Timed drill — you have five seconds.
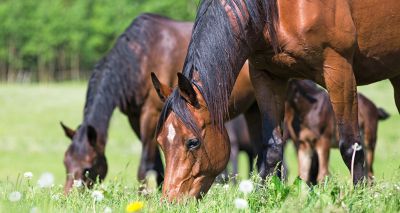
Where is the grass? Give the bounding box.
[0,80,399,212]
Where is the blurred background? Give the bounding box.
[0,0,399,186]
[0,0,197,83]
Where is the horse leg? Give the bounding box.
[323,48,365,184]
[315,136,331,182]
[138,106,164,186]
[230,138,239,183]
[297,140,314,184]
[390,76,400,112]
[362,121,377,181]
[250,66,287,179]
[243,102,262,172]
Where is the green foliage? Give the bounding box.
[0,0,198,82]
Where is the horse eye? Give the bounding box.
[186,138,200,150]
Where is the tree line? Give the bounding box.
[0,0,197,82]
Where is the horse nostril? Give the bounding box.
[83,168,91,178]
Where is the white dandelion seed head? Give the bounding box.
[73,179,83,188]
[104,206,112,213]
[8,191,22,202]
[239,180,254,194]
[24,172,33,179]
[234,198,249,209]
[91,190,104,202]
[37,172,54,188]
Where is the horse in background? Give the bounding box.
[153,0,400,200]
[284,80,390,184]
[60,14,193,193]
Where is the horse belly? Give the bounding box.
[351,0,400,84]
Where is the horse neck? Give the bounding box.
[82,69,123,140]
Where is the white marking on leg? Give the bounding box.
[167,124,176,143]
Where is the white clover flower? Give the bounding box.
[234,198,249,209]
[239,180,254,194]
[91,190,104,202]
[104,206,112,213]
[24,172,33,179]
[37,172,54,188]
[223,184,229,190]
[73,179,83,188]
[8,191,22,202]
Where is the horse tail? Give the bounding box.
[377,108,390,120]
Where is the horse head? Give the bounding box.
[60,122,108,194]
[151,72,230,201]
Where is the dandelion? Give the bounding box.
[8,191,22,202]
[104,206,112,213]
[24,172,33,179]
[91,190,104,202]
[37,172,54,188]
[234,198,248,209]
[73,179,83,188]
[126,201,144,212]
[239,180,254,194]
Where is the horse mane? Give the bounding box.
[156,0,278,138]
[83,14,170,132]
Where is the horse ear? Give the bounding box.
[151,72,172,102]
[177,73,199,107]
[86,125,97,148]
[60,122,75,140]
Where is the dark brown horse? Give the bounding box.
[153,0,400,200]
[284,80,390,184]
[60,14,193,193]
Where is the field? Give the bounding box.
[0,81,399,212]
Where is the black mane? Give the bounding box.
[157,0,278,138]
[82,14,172,136]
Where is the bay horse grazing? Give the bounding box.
[60,14,193,193]
[154,0,400,200]
[284,80,390,184]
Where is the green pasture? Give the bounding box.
[0,80,399,212]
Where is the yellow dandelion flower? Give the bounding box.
[126,201,144,212]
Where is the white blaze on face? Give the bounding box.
[167,123,176,143]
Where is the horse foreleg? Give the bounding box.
[315,136,330,182]
[297,140,314,184]
[362,121,377,181]
[249,65,287,179]
[323,48,365,184]
[138,106,164,186]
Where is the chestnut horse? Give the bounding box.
[154,0,400,200]
[60,14,193,193]
[284,80,390,184]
